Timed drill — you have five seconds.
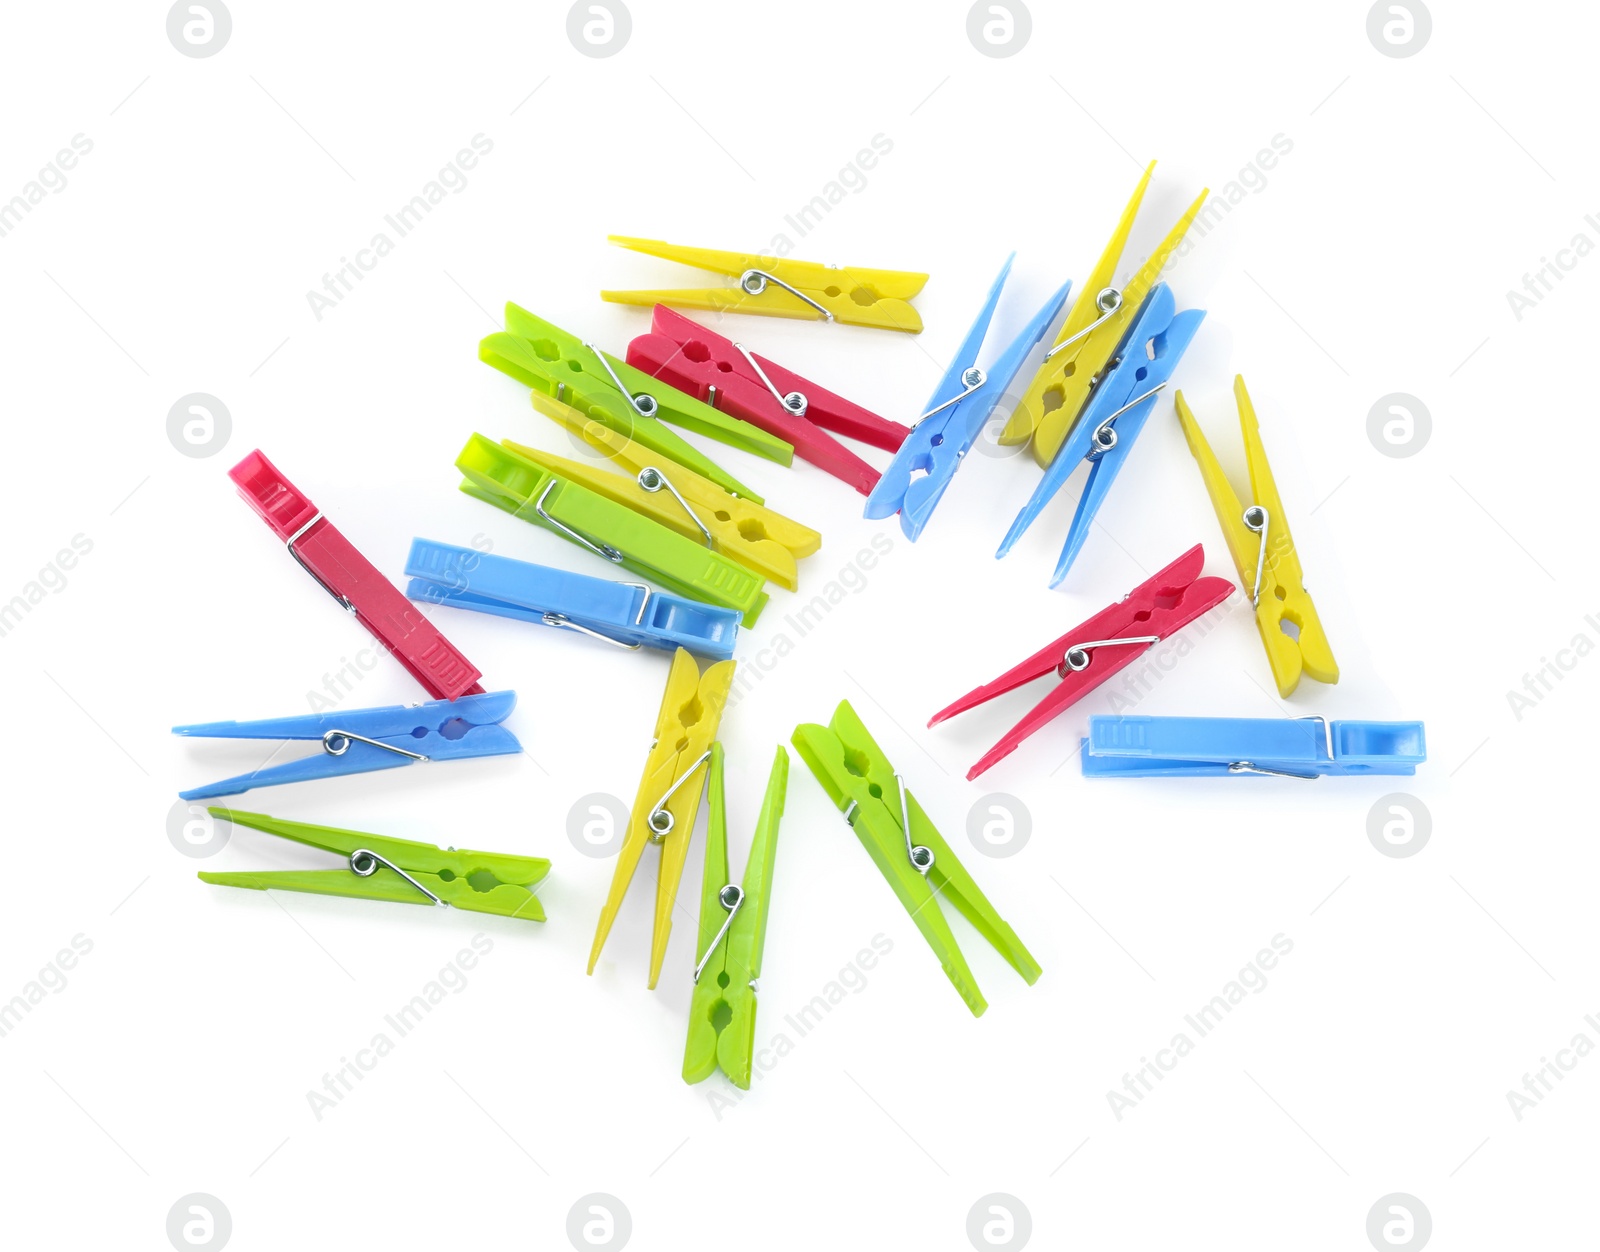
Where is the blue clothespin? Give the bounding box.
[865,255,1072,540]
[1080,715,1426,778]
[173,691,522,799]
[404,540,738,660]
[996,283,1205,585]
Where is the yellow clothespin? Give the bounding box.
[589,648,737,988]
[601,235,928,332]
[1001,161,1209,466]
[1174,376,1338,698]
[517,394,822,590]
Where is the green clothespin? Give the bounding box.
[684,744,787,1089]
[456,434,769,626]
[480,303,794,501]
[198,809,549,921]
[791,701,1041,1016]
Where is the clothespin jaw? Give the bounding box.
[626,305,911,496]
[198,809,550,919]
[995,284,1207,585]
[456,435,770,626]
[172,691,523,800]
[602,236,929,332]
[1173,376,1338,697]
[929,546,1234,779]
[405,539,741,659]
[791,701,1040,1017]
[867,258,1073,538]
[1000,162,1209,466]
[227,450,485,701]
[1080,716,1426,778]
[518,398,821,591]
[589,649,737,989]
[684,744,788,1088]
[479,303,789,500]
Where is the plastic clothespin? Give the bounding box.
[684,744,788,1089]
[626,305,911,496]
[997,284,1206,585]
[520,395,821,590]
[479,303,790,500]
[791,701,1040,1017]
[199,809,550,919]
[228,450,484,701]
[172,691,522,800]
[867,256,1073,538]
[602,236,929,332]
[929,546,1234,779]
[1174,376,1338,698]
[1080,716,1426,778]
[1001,161,1208,466]
[456,435,769,626]
[590,649,736,989]
[404,539,740,660]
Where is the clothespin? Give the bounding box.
[625,305,911,496]
[929,546,1233,779]
[1000,161,1208,466]
[590,649,737,988]
[997,284,1206,584]
[199,809,550,920]
[405,539,740,660]
[173,691,522,800]
[456,435,769,626]
[867,255,1073,538]
[480,302,790,500]
[684,744,787,1089]
[791,701,1040,1016]
[1080,716,1426,778]
[602,236,928,332]
[1174,376,1338,698]
[228,450,484,701]
[521,393,821,589]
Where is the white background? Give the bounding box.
[1,2,1594,1248]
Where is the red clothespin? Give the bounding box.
[228,451,485,701]
[929,546,1234,779]
[626,304,911,496]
